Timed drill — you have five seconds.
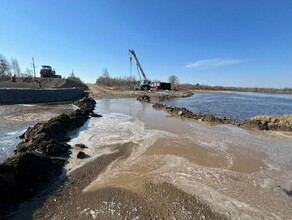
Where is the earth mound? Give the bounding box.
[0,97,97,216]
[0,77,88,89]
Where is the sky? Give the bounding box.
[1,0,292,88]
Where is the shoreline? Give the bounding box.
[150,99,292,132]
[0,97,97,216]
[1,95,291,219]
[30,97,290,219]
[14,142,225,219]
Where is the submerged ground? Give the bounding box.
[6,98,291,220]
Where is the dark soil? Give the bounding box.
[0,97,96,216]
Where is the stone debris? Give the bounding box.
[75,143,87,149]
[136,95,151,103]
[77,151,87,159]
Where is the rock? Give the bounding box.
[77,151,87,159]
[75,143,87,149]
[90,112,102,117]
[177,111,183,116]
[245,115,292,131]
[283,188,292,197]
[137,95,151,103]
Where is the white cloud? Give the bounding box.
[184,58,246,69]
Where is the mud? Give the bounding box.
[144,138,230,169]
[17,142,225,220]
[3,97,292,219]
[0,97,96,216]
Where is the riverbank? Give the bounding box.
[23,142,225,220]
[18,98,291,219]
[1,96,292,219]
[87,83,194,99]
[152,101,292,132]
[0,97,96,216]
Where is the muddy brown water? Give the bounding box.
[64,98,292,219]
[3,98,292,219]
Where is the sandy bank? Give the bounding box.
[23,142,225,220]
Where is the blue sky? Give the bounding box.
[1,0,292,88]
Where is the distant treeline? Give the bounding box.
[95,70,292,93]
[96,74,138,89]
[180,83,292,94]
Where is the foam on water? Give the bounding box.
[1,98,291,218]
[75,98,292,219]
[0,128,26,163]
[67,111,176,172]
[0,103,74,162]
[187,123,292,168]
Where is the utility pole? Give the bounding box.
[130,56,132,80]
[32,57,36,78]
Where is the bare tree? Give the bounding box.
[101,68,111,86]
[168,75,180,89]
[102,68,110,78]
[0,54,11,76]
[10,58,21,77]
[23,67,33,77]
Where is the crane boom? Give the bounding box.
[128,49,148,81]
[128,49,151,90]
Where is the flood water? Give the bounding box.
[164,92,292,120]
[1,98,292,219]
[69,98,292,219]
[0,103,74,162]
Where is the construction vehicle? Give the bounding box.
[40,65,61,78]
[150,81,171,90]
[129,49,151,90]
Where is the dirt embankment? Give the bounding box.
[0,78,88,89]
[87,83,193,99]
[146,98,292,132]
[0,97,97,216]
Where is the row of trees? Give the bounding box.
[179,83,292,93]
[0,54,33,80]
[96,69,180,89]
[96,69,138,88]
